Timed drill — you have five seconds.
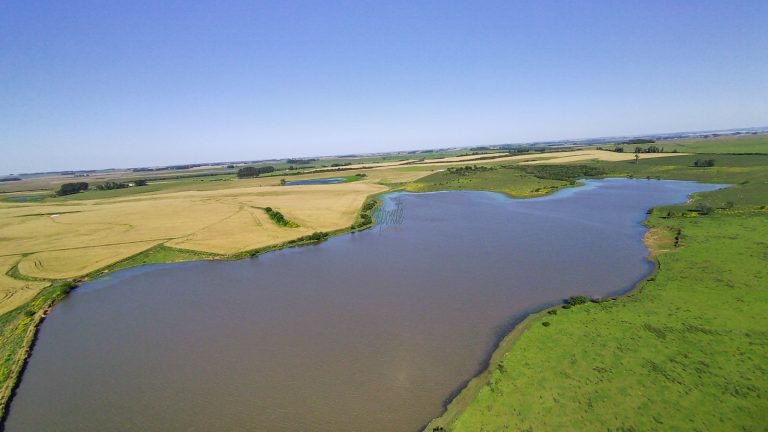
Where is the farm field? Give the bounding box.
[613,135,768,154]
[0,182,388,280]
[410,148,687,167]
[0,256,49,316]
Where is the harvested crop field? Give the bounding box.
[519,149,689,164]
[0,256,50,315]
[410,153,509,164]
[420,149,685,166]
[17,241,163,280]
[0,182,388,280]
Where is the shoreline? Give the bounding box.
[0,306,49,430]
[420,210,669,431]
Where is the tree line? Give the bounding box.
[286,158,318,164]
[446,165,494,176]
[264,207,297,227]
[523,164,606,181]
[56,179,149,196]
[634,145,665,153]
[237,166,275,178]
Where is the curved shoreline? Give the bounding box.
[420,212,668,431]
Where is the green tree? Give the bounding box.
[237,166,275,178]
[56,182,89,196]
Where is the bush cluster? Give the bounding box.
[524,164,606,181]
[264,207,293,226]
[351,199,378,229]
[446,165,494,176]
[56,182,89,196]
[567,295,591,306]
[293,232,328,243]
[237,166,275,178]
[692,159,716,167]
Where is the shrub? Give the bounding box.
[362,200,377,212]
[694,203,714,215]
[542,321,551,327]
[692,159,716,168]
[264,207,293,226]
[95,181,129,191]
[56,182,89,196]
[567,295,590,306]
[547,309,558,315]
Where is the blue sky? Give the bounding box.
[1,1,767,174]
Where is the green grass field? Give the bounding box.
[613,135,768,154]
[404,165,570,197]
[424,136,768,431]
[90,244,223,276]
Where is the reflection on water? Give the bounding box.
[4,179,723,432]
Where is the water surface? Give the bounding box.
[4,179,722,432]
[284,177,346,185]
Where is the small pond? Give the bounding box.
[284,177,346,185]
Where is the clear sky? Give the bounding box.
[2,1,767,174]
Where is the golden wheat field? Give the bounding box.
[0,182,388,282]
[17,241,163,280]
[517,149,689,164]
[0,256,50,315]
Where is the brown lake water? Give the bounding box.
[3,179,723,432]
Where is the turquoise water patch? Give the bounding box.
[284,177,346,185]
[2,195,47,203]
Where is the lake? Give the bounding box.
[3,179,723,432]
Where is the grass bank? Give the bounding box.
[0,282,76,420]
[404,164,590,198]
[422,141,768,431]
